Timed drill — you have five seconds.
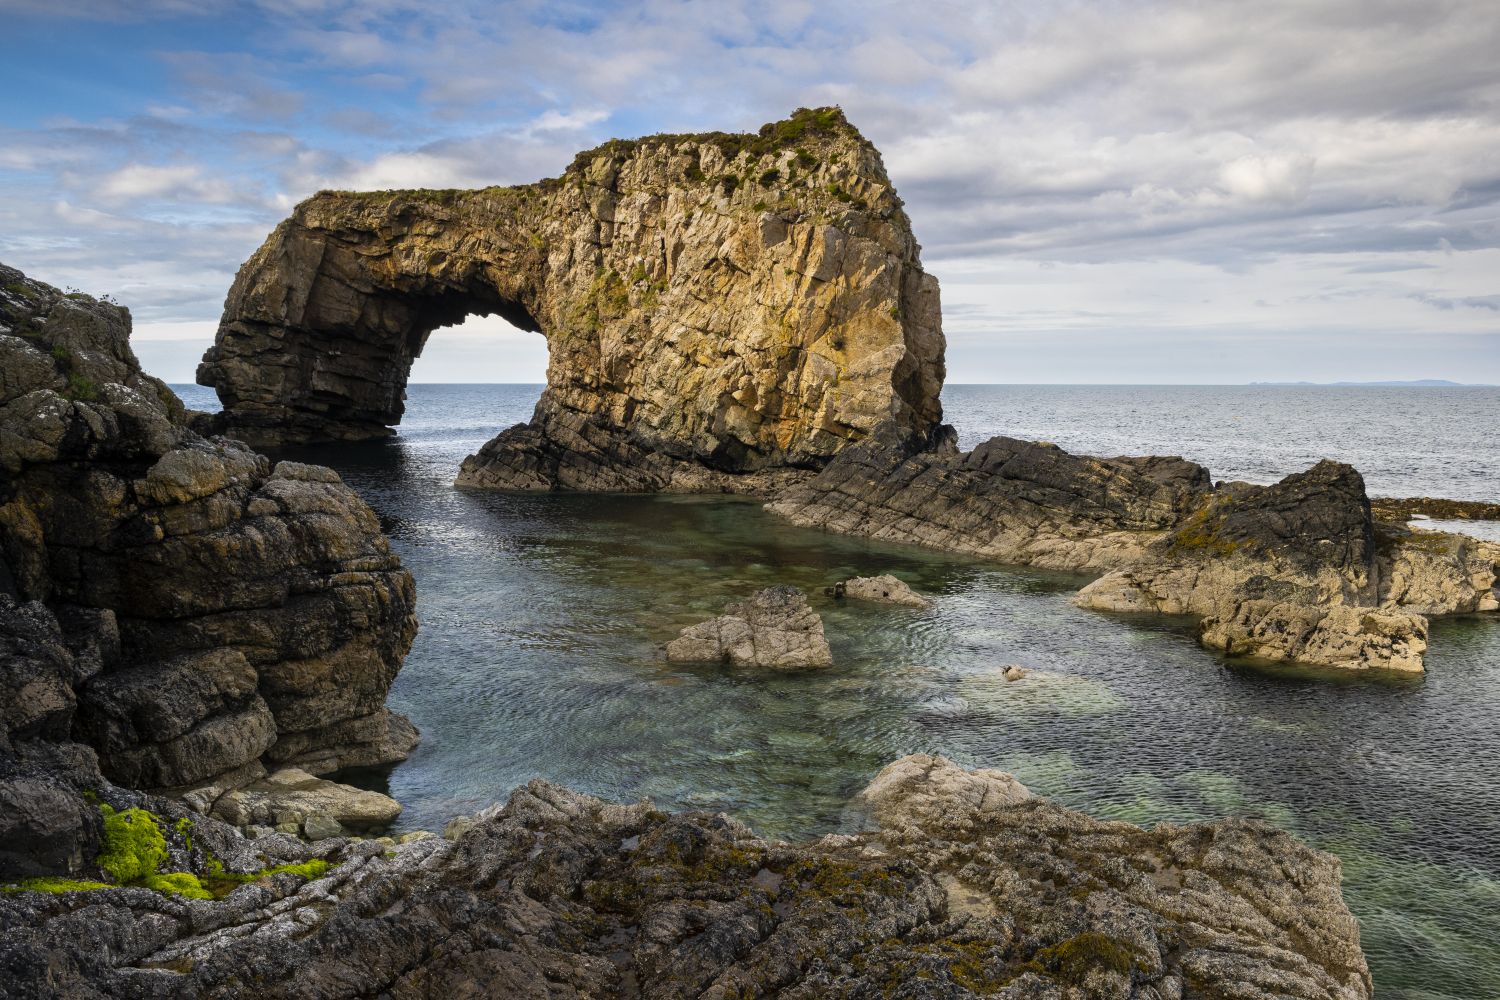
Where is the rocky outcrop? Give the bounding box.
[1076,461,1499,671]
[0,755,1371,999]
[770,430,1499,672]
[769,430,1213,573]
[665,585,832,668]
[833,573,932,608]
[0,262,417,878]
[199,108,945,493]
[859,753,1031,831]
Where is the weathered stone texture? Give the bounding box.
[665,585,833,668]
[0,263,417,856]
[200,108,945,493]
[0,757,1371,999]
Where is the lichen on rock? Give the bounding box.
[0,757,1373,999]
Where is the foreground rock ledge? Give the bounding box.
[200,107,944,492]
[0,755,1370,999]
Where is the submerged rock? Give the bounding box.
[0,757,1371,999]
[665,585,833,668]
[200,108,945,494]
[837,573,932,608]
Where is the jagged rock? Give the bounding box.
[0,760,1371,999]
[838,573,931,608]
[210,768,400,832]
[0,262,418,876]
[198,108,945,492]
[771,430,1498,671]
[664,585,833,668]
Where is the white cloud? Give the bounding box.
[95,163,237,202]
[1219,154,1315,205]
[2,0,1498,383]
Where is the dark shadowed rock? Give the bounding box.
[0,262,418,876]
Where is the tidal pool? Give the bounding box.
[177,383,1500,1000]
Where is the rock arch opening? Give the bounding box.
[199,267,544,447]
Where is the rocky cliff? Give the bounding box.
[0,755,1371,1000]
[199,108,944,492]
[768,428,1499,672]
[0,263,417,877]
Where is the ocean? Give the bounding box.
[174,383,1500,1000]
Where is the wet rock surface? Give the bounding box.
[665,585,833,669]
[835,573,932,608]
[0,263,417,877]
[201,108,945,493]
[770,431,1499,671]
[0,756,1370,999]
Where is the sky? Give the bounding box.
[1,0,1497,384]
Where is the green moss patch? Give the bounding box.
[3,803,335,900]
[97,805,168,883]
[1031,931,1141,984]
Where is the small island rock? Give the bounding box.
[838,573,932,608]
[861,753,1032,833]
[665,586,833,669]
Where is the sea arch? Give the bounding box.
[199,109,946,490]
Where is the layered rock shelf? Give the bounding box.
[0,263,416,872]
[200,108,944,492]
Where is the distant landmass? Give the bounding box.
[1248,379,1491,387]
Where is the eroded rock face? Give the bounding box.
[770,431,1499,671]
[0,263,417,872]
[0,758,1371,999]
[200,108,945,492]
[665,585,832,668]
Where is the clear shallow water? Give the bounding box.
[175,383,1500,1000]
